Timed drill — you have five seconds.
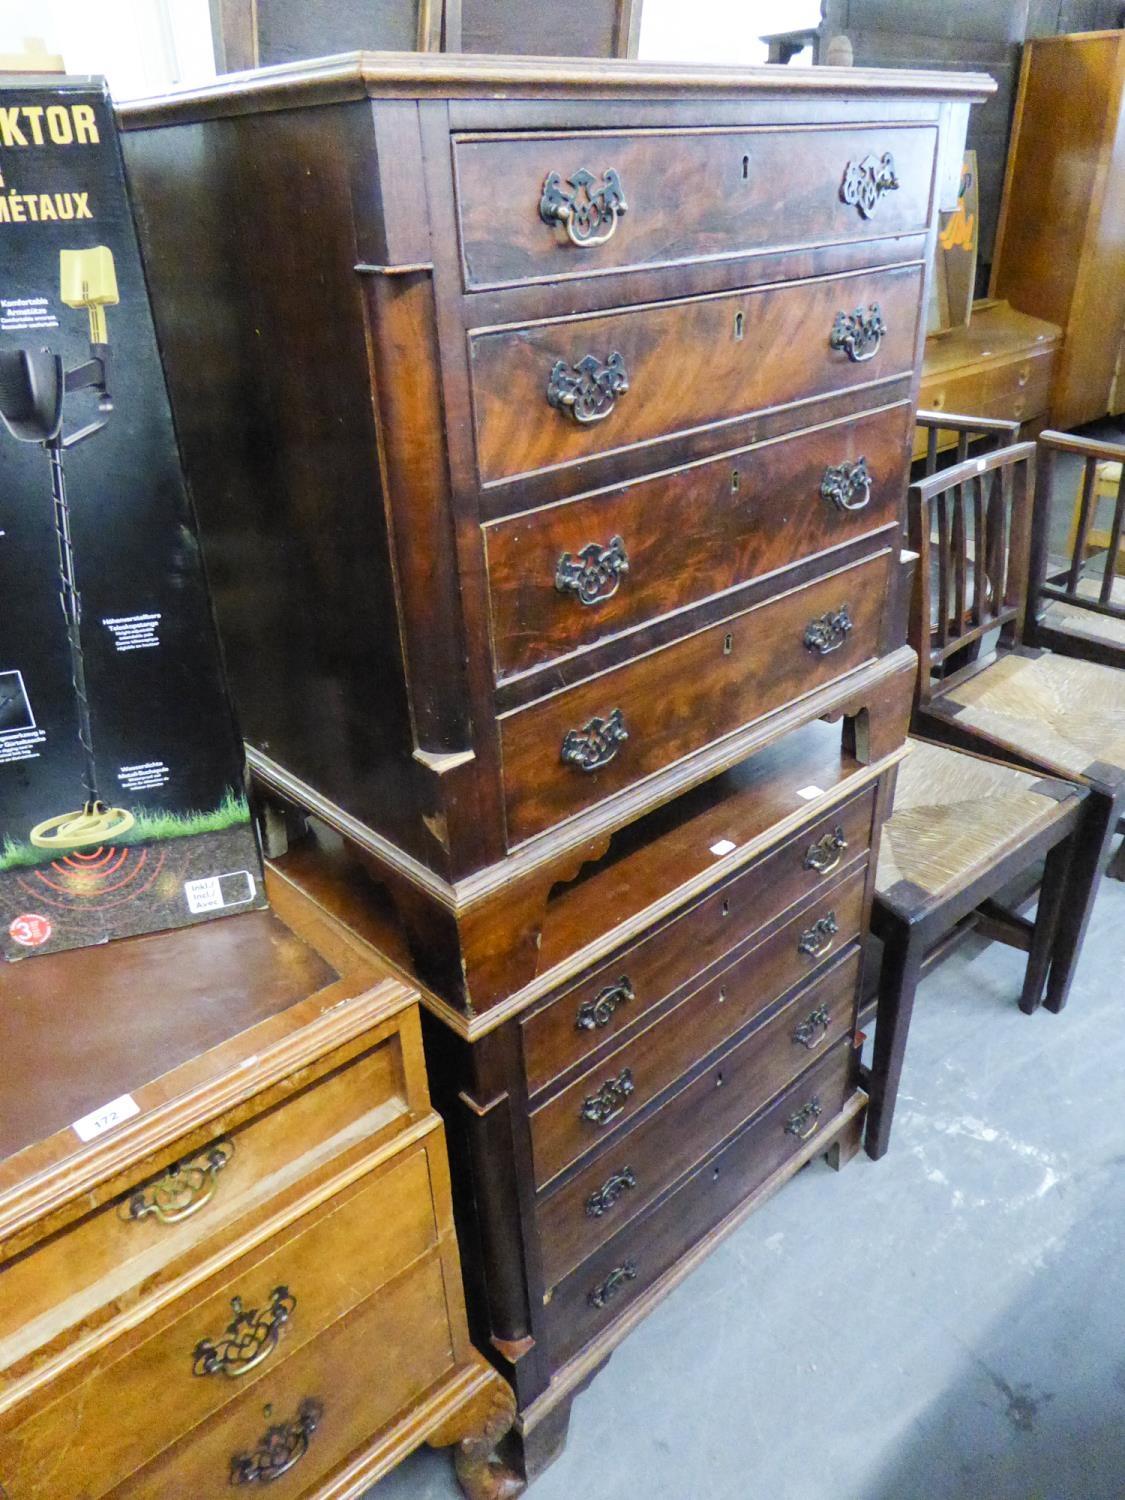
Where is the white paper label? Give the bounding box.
[73,1093,140,1143]
[796,785,825,802]
[709,839,737,857]
[184,870,256,914]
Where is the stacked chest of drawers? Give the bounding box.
[121,53,991,1477]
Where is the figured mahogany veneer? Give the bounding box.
[121,53,990,1484]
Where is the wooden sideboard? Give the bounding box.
[913,299,1061,461]
[0,876,519,1498]
[119,54,991,1478]
[991,30,1125,430]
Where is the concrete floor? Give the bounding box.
[371,850,1125,1500]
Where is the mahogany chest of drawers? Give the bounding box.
[0,877,518,1499]
[120,53,990,1479]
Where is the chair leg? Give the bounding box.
[1019,837,1071,1014]
[1107,834,1125,883]
[1044,789,1120,1013]
[864,921,926,1161]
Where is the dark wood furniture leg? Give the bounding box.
[1019,835,1072,1014]
[864,918,926,1161]
[1044,786,1122,1013]
[1107,824,1125,882]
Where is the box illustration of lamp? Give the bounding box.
[0,246,135,850]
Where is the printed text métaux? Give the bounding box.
[0,102,100,224]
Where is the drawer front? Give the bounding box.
[0,1027,413,1387]
[544,1041,854,1367]
[537,950,860,1287]
[521,785,876,1096]
[455,126,936,290]
[500,548,890,844]
[115,1249,454,1499]
[485,402,911,678]
[913,350,1055,459]
[0,1142,441,1497]
[529,869,867,1189]
[470,264,923,485]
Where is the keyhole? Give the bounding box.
[723,632,734,655]
[734,310,745,341]
[717,986,727,1004]
[715,1071,724,1088]
[741,154,750,180]
[721,899,730,917]
[713,1166,721,1181]
[731,468,740,494]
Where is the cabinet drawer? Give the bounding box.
[114,1249,454,1498]
[0,1023,416,1390]
[500,547,890,844]
[454,125,936,290]
[0,1141,442,1497]
[484,402,911,678]
[521,785,876,1096]
[529,869,866,1189]
[543,1040,854,1367]
[537,949,860,1288]
[913,350,1055,459]
[470,264,923,485]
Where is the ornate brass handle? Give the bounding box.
[119,1139,234,1226]
[840,152,899,218]
[561,707,628,772]
[576,976,634,1032]
[547,352,629,424]
[229,1398,322,1486]
[539,167,628,247]
[785,1097,823,1142]
[556,535,629,605]
[193,1285,296,1379]
[580,1068,635,1127]
[588,1260,638,1309]
[804,826,847,876]
[586,1166,638,1219]
[798,913,839,959]
[804,606,853,655]
[792,1004,832,1051]
[820,457,871,512]
[829,304,886,363]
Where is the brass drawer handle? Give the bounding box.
[119,1139,234,1226]
[840,152,899,218]
[804,606,853,655]
[785,1096,823,1142]
[193,1285,296,1379]
[547,352,628,424]
[586,1166,637,1218]
[798,912,839,959]
[829,304,886,363]
[820,457,871,512]
[580,1068,635,1126]
[229,1398,322,1486]
[539,167,628,248]
[792,1004,832,1051]
[556,535,629,605]
[804,826,847,876]
[576,976,634,1031]
[588,1260,638,1309]
[561,707,628,772]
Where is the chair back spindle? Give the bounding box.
[1032,431,1125,631]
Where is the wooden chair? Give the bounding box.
[1028,430,1125,670]
[864,736,1087,1158]
[906,441,1125,1013]
[915,409,1020,477]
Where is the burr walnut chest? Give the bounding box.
[119,53,991,1480]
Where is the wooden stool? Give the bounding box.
[865,737,1088,1159]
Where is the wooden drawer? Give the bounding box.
[114,1249,454,1498]
[500,547,891,844]
[0,1023,415,1392]
[529,869,867,1188]
[484,402,911,679]
[454,125,936,291]
[913,349,1055,459]
[521,784,876,1096]
[543,1040,854,1367]
[0,1140,442,1497]
[537,949,860,1287]
[469,264,923,485]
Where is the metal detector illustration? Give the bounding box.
[0,247,135,850]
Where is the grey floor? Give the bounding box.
[371,852,1125,1500]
